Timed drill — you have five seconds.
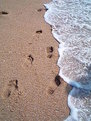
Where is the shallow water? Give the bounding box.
[44,0,91,120]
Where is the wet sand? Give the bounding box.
[0,0,70,120]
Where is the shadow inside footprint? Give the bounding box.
[0,11,8,15]
[47,46,54,58]
[4,89,11,98]
[37,8,43,12]
[7,90,11,97]
[15,80,18,89]
[28,54,34,64]
[47,46,53,53]
[36,30,42,34]
[55,75,61,86]
[47,87,55,95]
[47,54,52,58]
[37,8,48,12]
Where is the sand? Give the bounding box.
[0,0,70,121]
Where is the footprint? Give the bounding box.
[1,80,18,99]
[0,11,8,15]
[46,75,62,95]
[47,87,55,95]
[8,80,18,89]
[3,89,11,98]
[22,54,34,69]
[46,78,58,95]
[46,46,54,58]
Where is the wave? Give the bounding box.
[44,0,91,120]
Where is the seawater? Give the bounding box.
[44,0,91,120]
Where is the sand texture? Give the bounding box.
[0,0,70,121]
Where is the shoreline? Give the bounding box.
[0,0,70,120]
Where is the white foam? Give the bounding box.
[65,88,91,121]
[44,0,91,120]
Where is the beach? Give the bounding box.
[0,0,70,121]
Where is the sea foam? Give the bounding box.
[44,0,91,120]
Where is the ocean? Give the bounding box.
[44,0,91,120]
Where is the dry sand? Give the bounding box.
[0,0,70,121]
